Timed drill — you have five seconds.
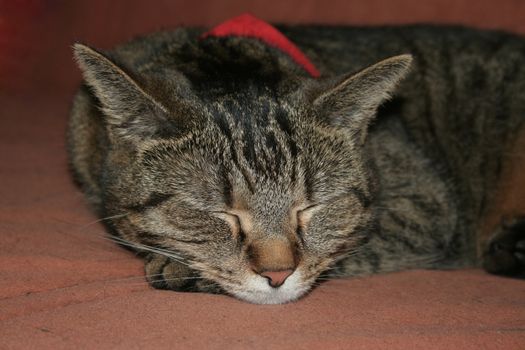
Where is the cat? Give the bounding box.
[68,22,525,304]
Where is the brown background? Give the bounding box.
[1,1,524,349]
[4,0,525,96]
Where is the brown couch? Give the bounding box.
[1,1,524,348]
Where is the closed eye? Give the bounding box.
[298,204,319,213]
[295,204,320,241]
[212,211,246,243]
[297,204,320,219]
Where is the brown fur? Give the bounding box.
[68,24,525,304]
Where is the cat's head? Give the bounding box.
[73,42,411,304]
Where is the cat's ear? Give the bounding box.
[73,43,170,141]
[313,54,412,142]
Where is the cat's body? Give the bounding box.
[69,24,525,304]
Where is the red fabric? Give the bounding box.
[1,93,524,350]
[2,2,525,348]
[202,13,320,78]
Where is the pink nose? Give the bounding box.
[260,269,294,288]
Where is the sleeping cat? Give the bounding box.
[68,20,525,304]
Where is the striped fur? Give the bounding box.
[68,25,525,304]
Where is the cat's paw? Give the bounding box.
[482,217,525,278]
[144,253,222,293]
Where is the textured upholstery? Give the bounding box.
[1,1,524,348]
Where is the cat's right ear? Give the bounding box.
[312,54,412,143]
[73,43,170,141]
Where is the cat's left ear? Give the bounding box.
[313,54,412,142]
[73,43,171,141]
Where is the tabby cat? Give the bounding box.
[68,23,525,304]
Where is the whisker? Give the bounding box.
[101,273,165,284]
[100,274,206,289]
[105,236,192,267]
[316,275,345,280]
[321,252,447,281]
[152,277,204,282]
[78,213,130,231]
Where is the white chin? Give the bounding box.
[230,270,310,304]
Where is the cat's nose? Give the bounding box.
[260,269,294,288]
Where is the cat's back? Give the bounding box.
[283,24,525,246]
